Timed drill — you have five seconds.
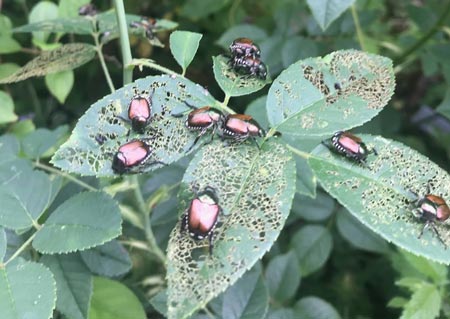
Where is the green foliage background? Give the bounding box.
[1,0,450,319]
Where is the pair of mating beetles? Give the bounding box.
[323,131,450,248]
[228,37,267,80]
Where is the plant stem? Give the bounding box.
[219,93,236,114]
[4,232,37,266]
[129,175,167,265]
[394,0,450,65]
[93,33,115,93]
[286,144,311,159]
[128,59,178,76]
[114,0,133,84]
[34,162,98,192]
[351,4,367,51]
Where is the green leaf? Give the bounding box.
[308,135,450,264]
[213,55,269,97]
[266,308,296,319]
[14,17,92,35]
[0,227,6,262]
[0,91,18,124]
[222,264,269,319]
[436,89,450,121]
[306,0,355,30]
[29,0,59,43]
[265,251,301,303]
[399,250,448,284]
[295,156,317,198]
[33,192,122,253]
[282,36,319,68]
[0,170,62,230]
[22,126,68,159]
[291,225,333,276]
[0,260,56,319]
[294,296,341,319]
[89,277,146,319]
[388,296,409,308]
[216,25,267,51]
[41,254,93,319]
[0,135,20,165]
[0,14,14,35]
[0,36,21,54]
[0,63,20,80]
[396,277,426,291]
[400,283,440,319]
[170,31,202,74]
[166,140,296,319]
[245,96,269,130]
[45,70,74,103]
[292,192,334,221]
[181,0,231,19]
[336,207,389,253]
[10,120,36,138]
[80,240,132,277]
[52,74,219,177]
[266,50,395,137]
[149,289,168,317]
[0,43,96,84]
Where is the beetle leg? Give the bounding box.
[186,127,208,152]
[208,232,214,255]
[430,223,447,249]
[418,221,428,239]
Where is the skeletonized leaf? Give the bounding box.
[0,43,96,84]
[308,135,450,264]
[52,74,218,177]
[33,192,122,253]
[213,55,269,97]
[166,140,296,319]
[0,260,56,319]
[266,50,395,137]
[41,254,93,319]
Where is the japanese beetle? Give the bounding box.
[232,56,267,80]
[172,102,223,151]
[410,186,450,248]
[180,186,222,255]
[78,3,97,16]
[219,114,264,143]
[112,139,164,174]
[229,37,261,59]
[322,131,377,166]
[127,93,153,133]
[130,17,157,39]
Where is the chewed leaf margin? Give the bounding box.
[267,49,395,137]
[308,134,450,264]
[52,74,219,177]
[166,139,296,319]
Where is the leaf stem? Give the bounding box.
[394,0,450,65]
[4,232,37,266]
[114,0,133,84]
[128,175,167,265]
[218,93,235,114]
[93,33,115,93]
[351,4,367,51]
[33,161,98,192]
[286,144,311,159]
[128,59,178,76]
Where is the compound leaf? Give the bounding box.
[33,192,122,253]
[308,135,450,264]
[52,74,218,177]
[0,259,56,319]
[267,50,395,138]
[213,55,269,97]
[41,254,92,319]
[0,43,96,84]
[166,140,296,319]
[400,283,440,319]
